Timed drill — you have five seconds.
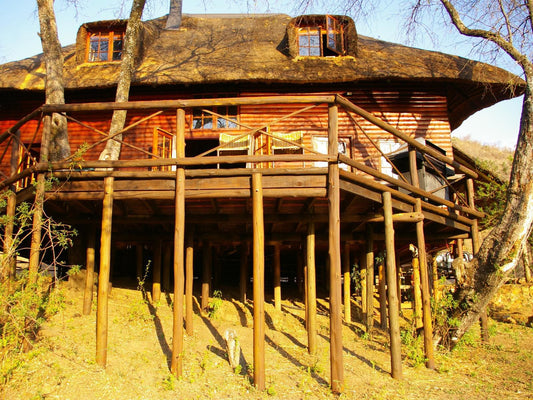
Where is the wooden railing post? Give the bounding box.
[383,191,403,379]
[328,103,343,394]
[252,172,265,391]
[171,108,186,377]
[96,176,114,367]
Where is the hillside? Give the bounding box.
[452,136,514,182]
[1,283,532,399]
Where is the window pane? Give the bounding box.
[203,117,213,129]
[299,36,309,46]
[309,47,321,56]
[309,35,320,47]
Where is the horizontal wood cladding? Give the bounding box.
[0,89,452,178]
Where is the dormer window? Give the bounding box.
[86,29,125,62]
[297,15,345,57]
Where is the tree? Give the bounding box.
[98,0,147,161]
[36,0,70,162]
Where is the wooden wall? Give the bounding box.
[0,88,452,178]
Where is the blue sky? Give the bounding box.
[0,0,523,149]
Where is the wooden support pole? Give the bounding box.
[411,254,423,330]
[273,243,281,311]
[152,241,162,304]
[136,244,143,282]
[171,108,186,378]
[365,225,375,334]
[361,253,367,320]
[201,243,212,312]
[185,236,194,336]
[328,103,343,394]
[378,260,387,330]
[415,198,436,369]
[343,243,351,323]
[467,178,488,343]
[382,191,403,379]
[239,242,248,303]
[306,222,317,355]
[163,245,171,293]
[252,172,265,391]
[96,176,114,367]
[83,227,96,315]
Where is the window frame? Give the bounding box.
[191,106,239,131]
[296,15,346,57]
[86,29,125,63]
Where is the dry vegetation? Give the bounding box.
[1,280,532,400]
[452,136,514,181]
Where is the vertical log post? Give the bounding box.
[307,222,317,355]
[171,108,186,378]
[415,198,436,369]
[467,178,488,343]
[328,103,343,393]
[239,242,248,303]
[152,241,162,303]
[252,172,265,391]
[185,235,194,335]
[273,243,281,311]
[378,260,387,330]
[201,243,212,312]
[343,243,351,323]
[96,176,114,367]
[411,253,423,330]
[382,191,403,379]
[83,227,96,315]
[365,224,375,334]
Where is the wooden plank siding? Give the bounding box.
[0,89,452,179]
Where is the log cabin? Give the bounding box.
[0,11,524,392]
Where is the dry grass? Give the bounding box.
[1,284,532,400]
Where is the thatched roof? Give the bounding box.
[0,13,524,128]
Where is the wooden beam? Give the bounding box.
[383,191,403,379]
[83,227,96,316]
[328,103,343,394]
[252,172,266,391]
[378,260,387,330]
[96,176,114,367]
[415,198,436,369]
[364,212,424,224]
[41,95,336,114]
[171,108,186,378]
[306,222,317,355]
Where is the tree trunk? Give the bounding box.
[98,0,146,161]
[446,76,533,347]
[36,0,70,162]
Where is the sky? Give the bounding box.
[0,0,523,150]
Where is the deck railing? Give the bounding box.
[0,94,481,218]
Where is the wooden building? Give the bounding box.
[0,12,523,393]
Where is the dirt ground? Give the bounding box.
[2,282,533,400]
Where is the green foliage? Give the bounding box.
[476,179,508,229]
[208,290,223,319]
[400,327,426,367]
